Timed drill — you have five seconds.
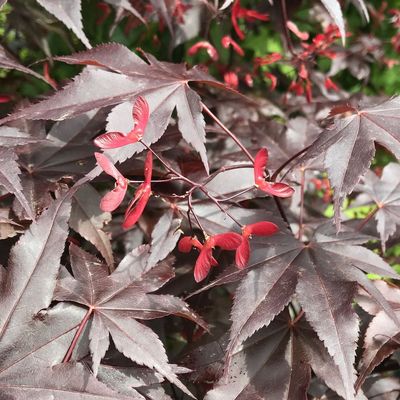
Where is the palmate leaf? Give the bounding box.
[186,206,399,399]
[0,303,133,400]
[0,44,236,173]
[0,191,124,398]
[354,163,400,252]
[198,310,360,400]
[299,98,400,225]
[0,194,71,340]
[54,214,206,397]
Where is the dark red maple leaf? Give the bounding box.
[54,238,206,395]
[299,98,400,225]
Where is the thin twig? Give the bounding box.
[201,103,255,163]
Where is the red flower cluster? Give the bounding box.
[254,148,294,197]
[95,152,153,229]
[94,96,149,149]
[179,221,278,282]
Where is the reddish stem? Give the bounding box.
[298,166,306,240]
[356,206,379,232]
[63,307,93,363]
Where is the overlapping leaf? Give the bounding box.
[0,44,235,172]
[191,310,355,400]
[0,192,120,398]
[186,206,399,399]
[299,98,400,224]
[54,214,205,396]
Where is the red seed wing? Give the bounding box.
[95,152,124,180]
[122,185,151,229]
[258,181,294,198]
[94,131,134,149]
[235,237,250,269]
[247,221,279,236]
[254,148,268,183]
[99,185,127,212]
[194,248,213,282]
[178,236,195,253]
[213,232,243,250]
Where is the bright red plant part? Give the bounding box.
[264,72,277,90]
[231,0,269,40]
[95,152,128,212]
[235,221,279,268]
[287,21,309,41]
[178,233,242,282]
[254,148,294,198]
[221,36,244,56]
[94,96,150,149]
[123,151,153,229]
[187,41,219,61]
[224,71,239,89]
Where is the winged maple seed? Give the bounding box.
[231,0,269,40]
[95,152,128,212]
[254,148,294,197]
[123,151,152,229]
[94,96,149,149]
[95,151,152,228]
[235,221,279,269]
[187,41,219,61]
[221,35,244,56]
[178,233,242,282]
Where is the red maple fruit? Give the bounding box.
[287,20,309,41]
[123,151,153,229]
[178,233,242,282]
[231,0,269,40]
[95,152,128,212]
[264,72,277,90]
[254,148,294,197]
[235,221,279,268]
[94,96,149,149]
[325,77,339,92]
[224,71,239,89]
[187,41,219,61]
[221,35,245,56]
